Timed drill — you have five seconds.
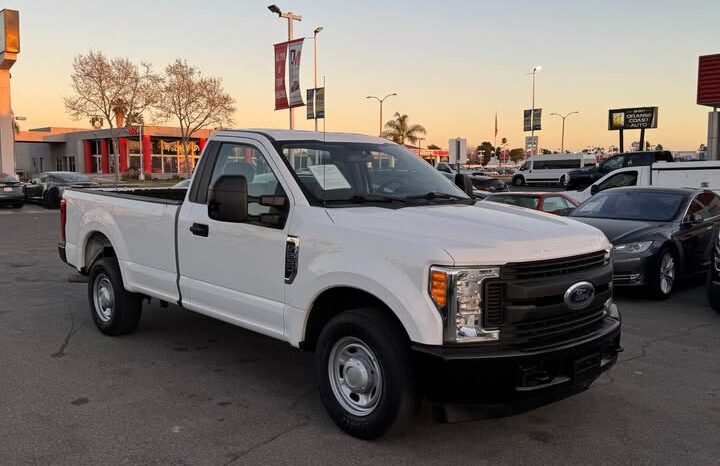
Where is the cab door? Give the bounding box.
[679,192,720,272]
[176,138,294,339]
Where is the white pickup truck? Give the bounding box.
[59,130,621,439]
[567,160,720,204]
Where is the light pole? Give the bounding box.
[366,93,397,137]
[550,111,579,153]
[313,26,323,131]
[417,136,425,158]
[528,65,542,155]
[268,4,302,130]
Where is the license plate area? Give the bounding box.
[3,187,12,192]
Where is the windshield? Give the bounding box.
[486,195,539,209]
[570,191,686,222]
[277,141,469,205]
[1,172,18,182]
[53,172,92,183]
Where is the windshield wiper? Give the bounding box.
[323,195,409,204]
[404,192,468,200]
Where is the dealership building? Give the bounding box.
[14,125,213,177]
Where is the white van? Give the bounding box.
[512,153,596,187]
[567,161,720,203]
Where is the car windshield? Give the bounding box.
[277,141,470,206]
[486,195,539,209]
[54,173,92,183]
[570,190,686,222]
[1,172,18,182]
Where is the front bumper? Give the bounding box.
[613,252,655,286]
[412,306,621,404]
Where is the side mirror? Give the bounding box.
[590,184,600,195]
[684,213,703,225]
[208,175,248,223]
[454,173,474,198]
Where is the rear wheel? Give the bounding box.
[315,308,418,439]
[43,189,60,209]
[88,257,142,335]
[649,248,676,300]
[559,175,567,187]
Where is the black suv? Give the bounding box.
[565,151,673,190]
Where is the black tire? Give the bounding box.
[559,175,567,187]
[11,203,23,209]
[648,248,676,300]
[87,257,142,336]
[43,189,60,209]
[707,255,720,313]
[315,308,418,440]
[513,176,525,187]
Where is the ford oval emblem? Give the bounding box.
[564,281,595,310]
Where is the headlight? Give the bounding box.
[613,241,653,254]
[429,266,500,343]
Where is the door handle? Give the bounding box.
[190,223,209,237]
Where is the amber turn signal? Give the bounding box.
[430,270,447,308]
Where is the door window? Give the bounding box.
[208,142,287,226]
[688,192,720,220]
[595,171,638,193]
[541,196,568,212]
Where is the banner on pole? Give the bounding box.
[307,89,315,119]
[523,109,542,131]
[287,38,305,108]
[273,42,289,110]
[316,87,325,118]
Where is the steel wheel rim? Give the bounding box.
[93,274,114,322]
[660,253,675,294]
[328,336,383,417]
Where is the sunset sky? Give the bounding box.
[7,0,720,152]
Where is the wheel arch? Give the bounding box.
[300,286,409,352]
[82,230,116,273]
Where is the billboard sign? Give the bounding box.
[608,107,658,130]
[698,54,720,107]
[525,136,538,154]
[523,109,542,131]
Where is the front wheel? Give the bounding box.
[315,308,418,439]
[559,175,567,187]
[88,257,142,335]
[648,249,676,300]
[513,176,525,187]
[707,248,720,313]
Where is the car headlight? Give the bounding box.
[429,266,500,343]
[613,241,653,254]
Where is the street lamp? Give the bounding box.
[366,93,397,137]
[550,111,579,153]
[267,4,302,130]
[527,65,542,155]
[313,26,323,132]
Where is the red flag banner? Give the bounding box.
[287,38,305,108]
[274,41,289,110]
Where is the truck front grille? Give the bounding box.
[501,250,608,280]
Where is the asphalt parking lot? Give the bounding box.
[1,206,718,466]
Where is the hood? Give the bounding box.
[325,202,609,265]
[569,217,671,244]
[568,166,598,176]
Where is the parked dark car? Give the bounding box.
[483,192,579,215]
[439,172,506,197]
[24,172,99,208]
[0,172,24,208]
[569,187,719,299]
[565,151,673,191]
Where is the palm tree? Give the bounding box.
[381,112,427,145]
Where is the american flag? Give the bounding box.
[494,112,498,137]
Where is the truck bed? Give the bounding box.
[63,187,186,304]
